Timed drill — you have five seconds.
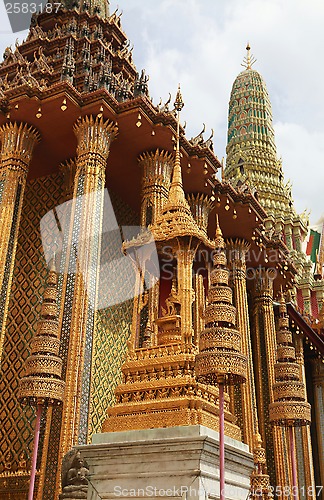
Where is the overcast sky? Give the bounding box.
[1,0,324,226]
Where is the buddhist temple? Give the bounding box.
[0,2,323,499]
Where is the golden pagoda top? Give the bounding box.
[149,87,214,248]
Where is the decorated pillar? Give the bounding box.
[0,122,40,362]
[59,158,77,203]
[46,115,117,498]
[61,114,118,446]
[193,273,205,344]
[251,268,289,488]
[300,285,311,315]
[176,246,195,341]
[228,240,273,499]
[187,193,213,235]
[227,239,255,448]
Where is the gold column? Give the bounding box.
[0,122,40,363]
[193,273,205,345]
[252,268,289,489]
[54,115,118,496]
[176,245,195,342]
[227,239,255,449]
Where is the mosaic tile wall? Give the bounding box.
[0,173,62,473]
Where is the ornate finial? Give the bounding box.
[215,214,223,238]
[163,86,187,207]
[241,42,256,70]
[174,84,184,112]
[174,84,184,154]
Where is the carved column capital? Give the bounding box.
[187,193,213,235]
[0,121,40,176]
[226,238,250,277]
[138,149,174,192]
[138,148,174,227]
[251,267,275,300]
[73,115,118,177]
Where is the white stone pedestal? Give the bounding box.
[77,426,253,500]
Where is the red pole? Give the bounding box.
[289,426,298,500]
[28,403,42,500]
[219,382,225,500]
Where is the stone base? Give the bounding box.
[103,403,241,441]
[77,425,253,500]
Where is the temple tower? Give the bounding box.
[225,45,322,495]
[225,44,292,218]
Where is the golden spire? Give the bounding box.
[160,84,194,217]
[166,85,186,206]
[215,213,225,249]
[242,42,256,70]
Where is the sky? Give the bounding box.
[0,0,324,226]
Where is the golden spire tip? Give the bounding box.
[174,84,184,112]
[242,42,256,70]
[215,213,223,238]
